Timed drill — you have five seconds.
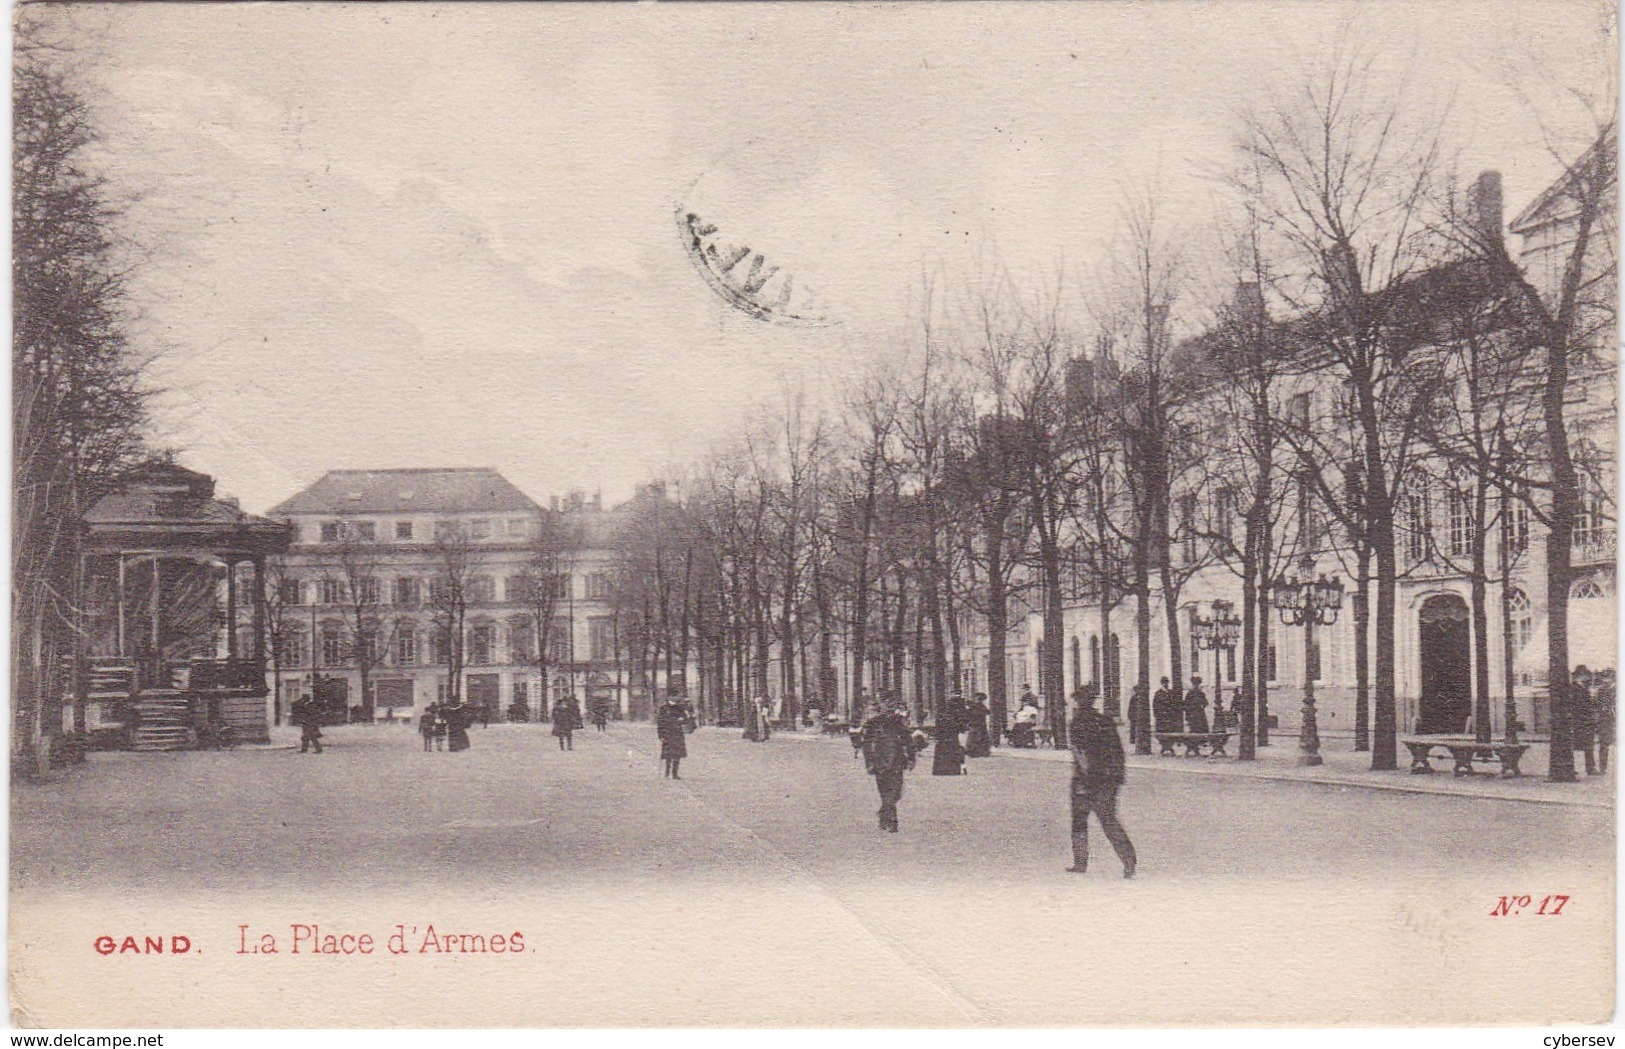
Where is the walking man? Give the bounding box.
[1067,689,1136,878]
[861,700,917,832]
[1152,677,1180,733]
[292,693,323,754]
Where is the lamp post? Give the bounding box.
[1194,600,1242,725]
[1271,556,1343,767]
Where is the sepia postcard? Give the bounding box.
[9,0,1619,1031]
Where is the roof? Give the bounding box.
[268,468,543,516]
[1509,126,1616,234]
[84,466,293,556]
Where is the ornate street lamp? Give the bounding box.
[1192,600,1242,726]
[1271,557,1344,767]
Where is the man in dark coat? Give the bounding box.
[552,693,582,751]
[1571,667,1598,775]
[964,693,992,757]
[292,694,323,754]
[1184,676,1210,735]
[1067,690,1136,877]
[1151,677,1180,734]
[932,694,967,775]
[861,702,917,832]
[1596,670,1615,774]
[656,694,695,778]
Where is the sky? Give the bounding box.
[54,0,1614,514]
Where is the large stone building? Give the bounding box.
[968,149,1616,744]
[266,469,624,721]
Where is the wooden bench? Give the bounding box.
[1155,732,1232,757]
[1402,737,1529,778]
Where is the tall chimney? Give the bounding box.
[1468,170,1504,247]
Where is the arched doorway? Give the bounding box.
[1418,594,1471,734]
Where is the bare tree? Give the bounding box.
[427,522,483,705]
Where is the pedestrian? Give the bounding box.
[755,696,774,742]
[1011,694,1041,749]
[932,693,967,775]
[1152,677,1180,734]
[552,693,582,751]
[964,692,992,757]
[1595,670,1615,774]
[1571,666,1598,775]
[292,693,323,754]
[444,698,472,752]
[1184,676,1210,735]
[656,692,696,778]
[861,701,917,832]
[1066,689,1137,878]
[591,700,609,732]
[419,702,439,752]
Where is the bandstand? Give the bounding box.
[70,464,292,750]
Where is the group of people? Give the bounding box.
[417,700,477,752]
[1150,676,1221,735]
[857,686,1136,876]
[1570,665,1617,775]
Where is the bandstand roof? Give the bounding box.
[83,464,293,558]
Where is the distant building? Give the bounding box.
[267,469,624,721]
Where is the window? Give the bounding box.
[397,625,418,666]
[509,618,534,662]
[1507,589,1532,654]
[1179,493,1199,562]
[393,577,419,606]
[469,624,494,665]
[1297,472,1318,552]
[434,520,457,541]
[1502,496,1530,558]
[355,629,379,666]
[358,577,381,605]
[585,573,612,600]
[427,577,449,606]
[279,578,303,605]
[513,680,529,706]
[502,576,522,602]
[588,617,614,661]
[347,521,376,542]
[430,631,449,666]
[549,573,571,600]
[549,631,573,665]
[1575,473,1606,546]
[1406,492,1431,562]
[1448,485,1472,558]
[321,625,348,666]
[1573,579,1607,600]
[278,628,305,667]
[1289,392,1312,429]
[1226,645,1236,683]
[396,521,414,541]
[320,578,345,605]
[1215,487,1235,543]
[470,519,492,540]
[468,576,496,603]
[321,522,341,542]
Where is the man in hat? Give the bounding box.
[292,693,323,754]
[861,699,917,832]
[1067,688,1136,878]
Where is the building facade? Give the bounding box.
[267,469,625,721]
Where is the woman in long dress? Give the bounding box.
[932,694,967,775]
[963,693,992,757]
[444,700,472,752]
